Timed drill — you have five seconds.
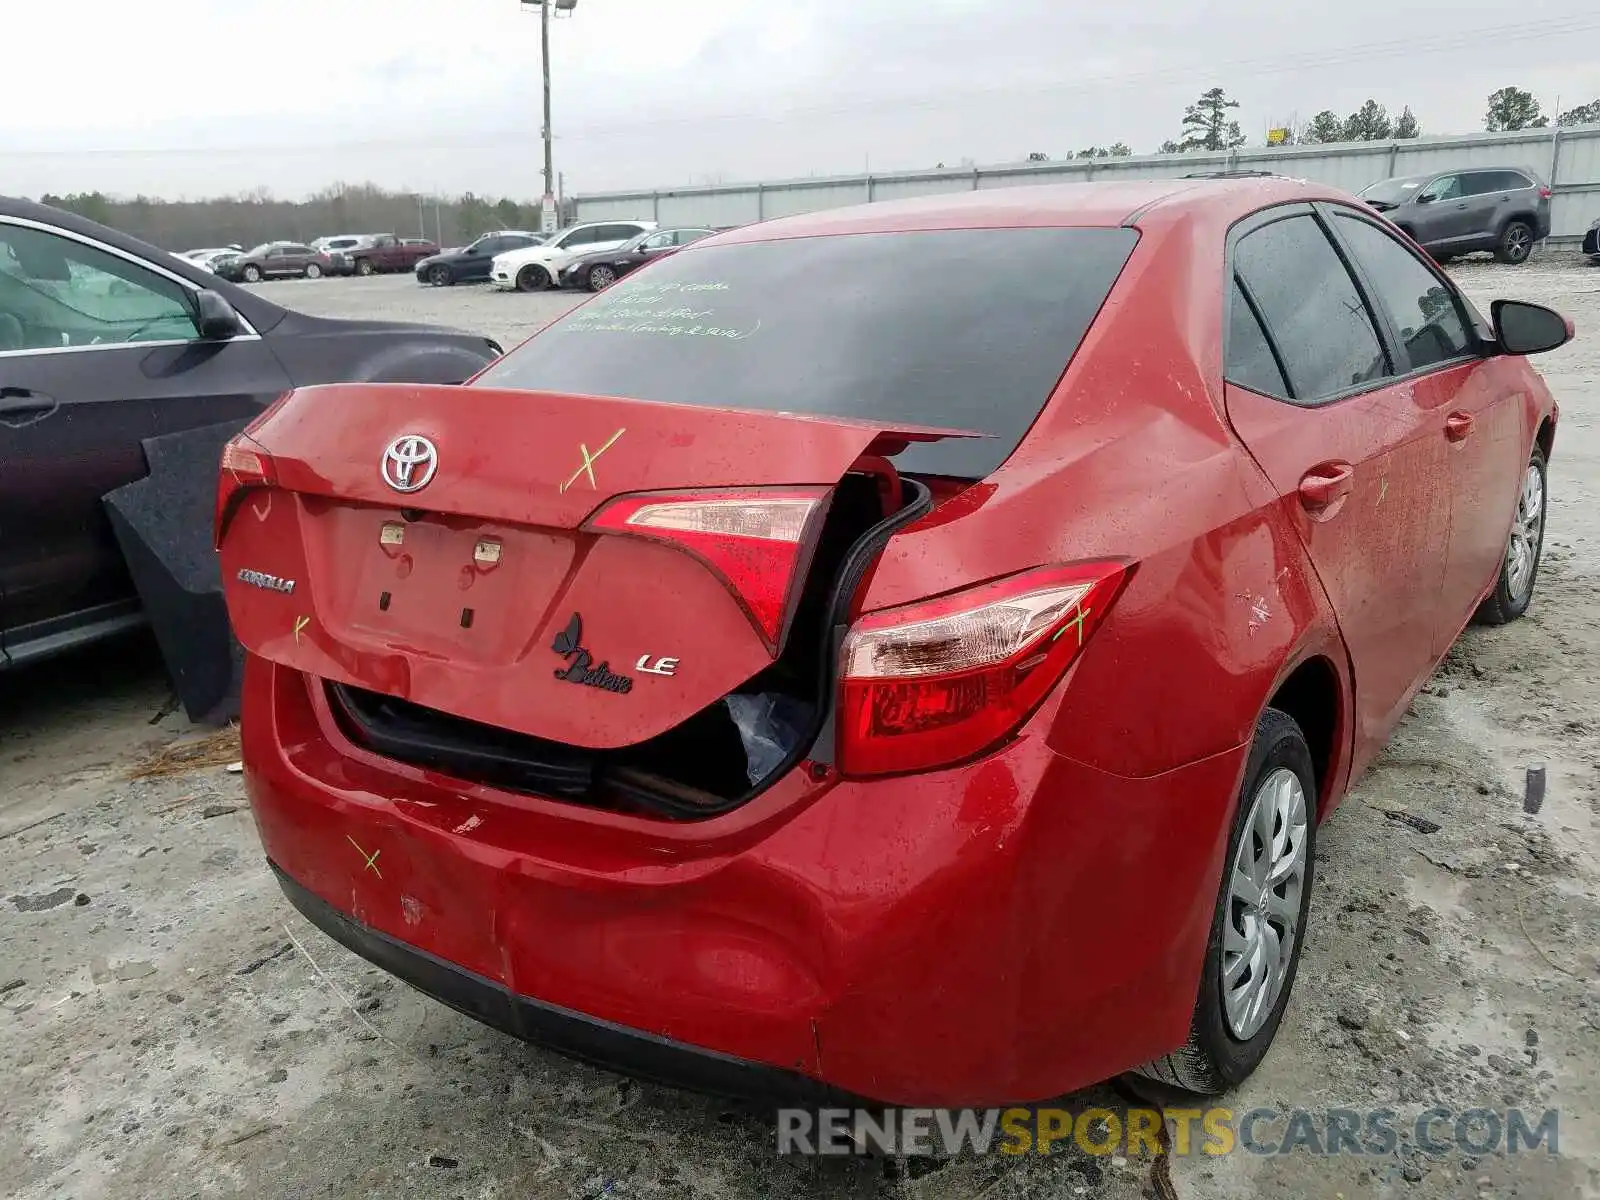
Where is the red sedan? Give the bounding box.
[216,179,1568,1105]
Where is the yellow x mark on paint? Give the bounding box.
[346,835,382,878]
[559,428,626,494]
[293,615,310,644]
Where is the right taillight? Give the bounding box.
[837,561,1131,777]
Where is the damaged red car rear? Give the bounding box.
[218,180,1567,1105]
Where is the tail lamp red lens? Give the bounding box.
[837,561,1131,777]
[586,488,830,649]
[215,437,276,547]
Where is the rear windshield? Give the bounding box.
[474,227,1139,478]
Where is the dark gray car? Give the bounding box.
[0,196,500,673]
[1358,167,1551,264]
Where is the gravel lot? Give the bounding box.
[2,257,1598,1200]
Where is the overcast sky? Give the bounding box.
[6,0,1597,202]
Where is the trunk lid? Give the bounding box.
[219,382,976,750]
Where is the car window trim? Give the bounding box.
[1316,201,1483,381]
[1223,203,1396,410]
[1225,273,1295,400]
[0,214,262,358]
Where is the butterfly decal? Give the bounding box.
[551,613,582,658]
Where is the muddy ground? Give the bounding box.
[2,256,1598,1199]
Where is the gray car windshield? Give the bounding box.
[474,227,1139,479]
[1358,177,1428,204]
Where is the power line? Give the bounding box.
[6,17,1596,160]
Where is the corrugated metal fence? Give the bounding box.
[573,126,1600,241]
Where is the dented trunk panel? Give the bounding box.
[219,382,975,750]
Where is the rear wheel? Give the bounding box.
[427,265,452,287]
[587,264,617,291]
[242,264,262,284]
[1495,220,1534,264]
[516,264,549,292]
[355,258,374,277]
[1135,707,1316,1094]
[1474,446,1546,625]
[304,262,323,279]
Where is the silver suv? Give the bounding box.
[1358,167,1552,264]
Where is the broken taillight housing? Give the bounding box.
[214,435,276,547]
[837,561,1132,777]
[585,487,830,649]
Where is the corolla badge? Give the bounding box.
[236,568,295,594]
[381,434,438,494]
[549,613,634,694]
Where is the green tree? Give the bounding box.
[1179,87,1246,151]
[1106,142,1133,156]
[1158,139,1183,154]
[1393,106,1421,138]
[1557,99,1600,126]
[1300,111,1345,144]
[1484,87,1546,131]
[1342,100,1393,141]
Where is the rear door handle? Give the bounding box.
[0,386,60,425]
[1445,411,1475,442]
[1298,461,1355,517]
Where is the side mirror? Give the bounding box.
[1491,299,1572,356]
[1415,192,1435,204]
[195,289,244,340]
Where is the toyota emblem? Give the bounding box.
[382,435,438,494]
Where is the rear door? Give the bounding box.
[0,216,291,662]
[1221,205,1453,779]
[1457,172,1509,246]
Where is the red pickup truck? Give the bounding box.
[328,234,440,277]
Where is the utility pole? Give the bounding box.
[522,0,575,233]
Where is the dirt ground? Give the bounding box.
[2,256,1598,1200]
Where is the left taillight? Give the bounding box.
[585,487,830,649]
[837,560,1131,777]
[214,435,276,548]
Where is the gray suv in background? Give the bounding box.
[1358,167,1551,264]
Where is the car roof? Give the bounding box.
[708,178,1348,245]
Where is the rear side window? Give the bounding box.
[1226,281,1289,397]
[1234,215,1388,403]
[475,228,1139,478]
[1332,214,1472,371]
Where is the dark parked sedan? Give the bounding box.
[214,241,333,283]
[0,196,501,671]
[1584,216,1599,261]
[559,227,717,290]
[414,230,545,287]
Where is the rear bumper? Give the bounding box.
[243,657,1248,1106]
[272,861,853,1105]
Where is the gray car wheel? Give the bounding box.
[1495,220,1534,265]
[516,264,549,293]
[304,262,323,279]
[242,264,262,283]
[427,265,452,287]
[587,264,618,291]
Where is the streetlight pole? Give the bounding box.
[523,0,575,233]
[541,0,554,227]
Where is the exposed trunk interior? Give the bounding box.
[326,470,937,820]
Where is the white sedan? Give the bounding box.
[489,220,655,292]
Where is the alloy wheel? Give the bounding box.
[1506,462,1544,603]
[1506,225,1532,261]
[590,265,616,290]
[1222,766,1309,1041]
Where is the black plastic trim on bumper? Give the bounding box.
[270,861,857,1106]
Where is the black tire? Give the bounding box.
[304,262,323,280]
[587,264,618,292]
[242,264,262,284]
[355,258,374,277]
[1495,220,1534,265]
[1134,707,1317,1095]
[516,264,549,293]
[427,265,452,287]
[1473,445,1547,625]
